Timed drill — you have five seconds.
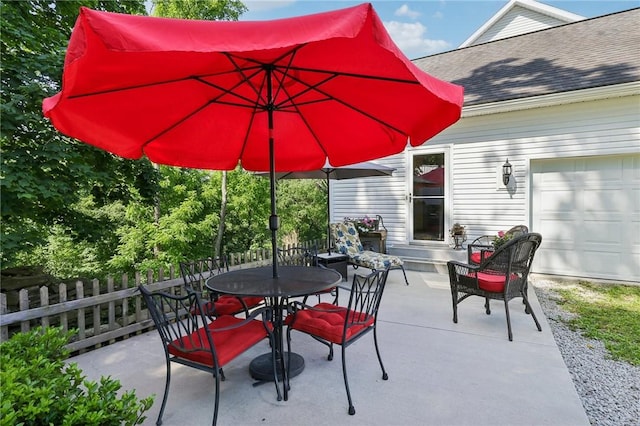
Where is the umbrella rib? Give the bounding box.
[276,68,407,136]
[278,64,422,86]
[140,100,211,149]
[65,66,263,100]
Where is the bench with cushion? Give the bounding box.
[330,221,409,285]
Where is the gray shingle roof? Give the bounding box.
[413,8,640,106]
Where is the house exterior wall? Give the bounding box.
[331,93,639,252]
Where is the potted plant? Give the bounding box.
[492,230,513,250]
[449,223,467,249]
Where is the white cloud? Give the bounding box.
[384,20,451,58]
[394,4,421,20]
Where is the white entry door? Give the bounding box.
[531,154,640,282]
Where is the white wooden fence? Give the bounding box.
[0,242,322,353]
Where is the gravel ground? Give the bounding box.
[531,278,640,426]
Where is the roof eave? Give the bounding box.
[462,82,640,117]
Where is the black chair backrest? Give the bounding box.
[277,246,318,267]
[139,285,219,366]
[505,225,529,238]
[180,257,229,291]
[481,233,542,275]
[344,268,389,334]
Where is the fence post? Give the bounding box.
[122,273,129,328]
[1,293,7,342]
[76,281,86,342]
[59,283,68,332]
[19,289,29,333]
[92,279,102,347]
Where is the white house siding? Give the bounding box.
[471,5,570,45]
[330,94,639,279]
[331,154,407,244]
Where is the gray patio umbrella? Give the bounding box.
[258,160,395,254]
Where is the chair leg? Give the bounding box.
[373,327,389,381]
[156,356,172,425]
[341,345,356,415]
[399,265,409,285]
[450,288,458,323]
[504,300,513,341]
[523,295,542,332]
[485,297,491,315]
[212,369,221,426]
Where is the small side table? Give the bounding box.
[359,230,387,253]
[316,252,348,281]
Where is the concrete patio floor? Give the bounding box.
[71,268,590,426]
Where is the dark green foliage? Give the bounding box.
[1,0,328,280]
[0,327,154,425]
[1,0,152,266]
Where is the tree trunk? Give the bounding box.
[153,163,160,258]
[214,171,227,258]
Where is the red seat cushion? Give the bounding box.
[476,272,506,292]
[471,272,519,292]
[470,252,482,264]
[289,302,374,344]
[167,315,267,367]
[198,295,263,316]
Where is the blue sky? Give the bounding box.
[240,1,638,59]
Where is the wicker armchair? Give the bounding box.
[467,225,529,265]
[447,232,542,341]
[330,221,409,285]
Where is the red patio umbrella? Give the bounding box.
[42,3,464,277]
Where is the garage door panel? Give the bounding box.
[532,154,640,282]
[540,189,576,211]
[584,189,629,212]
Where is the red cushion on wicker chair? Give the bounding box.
[469,252,482,264]
[167,315,267,367]
[290,302,374,344]
[476,272,506,292]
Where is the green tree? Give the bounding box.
[0,0,153,267]
[151,0,246,20]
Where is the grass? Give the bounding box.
[555,281,640,366]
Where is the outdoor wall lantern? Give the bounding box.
[502,159,512,186]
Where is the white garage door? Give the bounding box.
[531,154,640,282]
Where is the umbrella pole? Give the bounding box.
[326,173,331,255]
[267,67,279,278]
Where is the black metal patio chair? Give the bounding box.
[138,285,279,425]
[285,268,390,415]
[447,232,542,341]
[278,245,339,304]
[180,257,264,318]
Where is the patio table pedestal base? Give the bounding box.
[250,352,305,382]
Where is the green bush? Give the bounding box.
[0,327,154,425]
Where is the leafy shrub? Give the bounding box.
[0,327,154,425]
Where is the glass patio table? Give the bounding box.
[206,265,341,401]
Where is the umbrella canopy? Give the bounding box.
[42,3,464,277]
[258,160,395,253]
